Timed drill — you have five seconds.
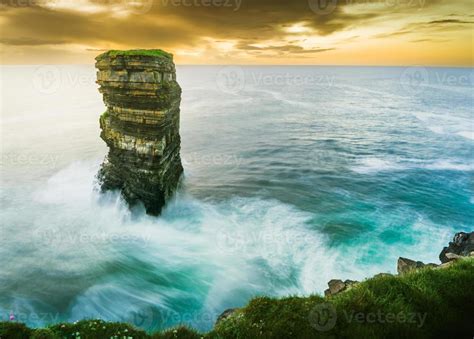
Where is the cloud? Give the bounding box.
[426,19,473,25]
[375,15,473,39]
[236,43,335,54]
[0,0,380,48]
[0,37,69,45]
[1,4,198,49]
[0,0,472,64]
[410,38,449,43]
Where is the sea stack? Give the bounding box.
[95,49,183,215]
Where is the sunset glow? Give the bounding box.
[0,0,472,65]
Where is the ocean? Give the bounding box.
[0,65,472,331]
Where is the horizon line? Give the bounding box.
[1,63,473,68]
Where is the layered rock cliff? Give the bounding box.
[95,49,183,215]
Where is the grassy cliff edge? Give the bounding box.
[1,258,473,338]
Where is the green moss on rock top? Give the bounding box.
[96,49,173,60]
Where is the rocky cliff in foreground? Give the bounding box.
[1,232,473,338]
[95,49,183,215]
[320,231,474,297]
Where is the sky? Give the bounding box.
[0,0,472,65]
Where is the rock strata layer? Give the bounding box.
[96,50,183,215]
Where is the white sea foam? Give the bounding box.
[457,130,474,140]
[352,157,474,174]
[1,160,455,330]
[1,65,471,331]
[426,160,474,171]
[0,161,333,328]
[351,158,403,174]
[412,111,473,141]
[246,88,315,109]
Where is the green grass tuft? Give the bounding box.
[1,258,473,338]
[210,258,474,338]
[97,49,173,60]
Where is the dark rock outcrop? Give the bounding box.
[215,308,238,325]
[95,49,183,215]
[397,257,438,275]
[323,232,473,296]
[397,257,425,275]
[439,232,474,263]
[324,279,359,296]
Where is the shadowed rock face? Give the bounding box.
[439,232,474,263]
[95,50,183,215]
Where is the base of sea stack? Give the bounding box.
[98,155,183,215]
[95,49,183,215]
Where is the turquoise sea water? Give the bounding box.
[0,65,473,331]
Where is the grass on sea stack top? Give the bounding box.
[97,49,173,60]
